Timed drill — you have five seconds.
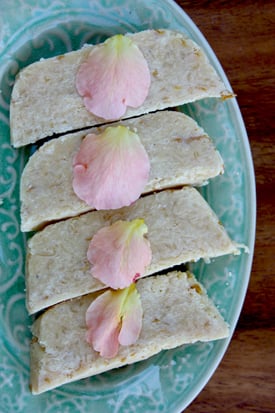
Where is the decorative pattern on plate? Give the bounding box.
[0,1,256,412]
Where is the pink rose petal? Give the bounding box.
[86,284,143,358]
[76,34,151,120]
[72,126,150,210]
[85,289,122,358]
[87,219,152,289]
[118,284,143,346]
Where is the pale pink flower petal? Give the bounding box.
[118,284,143,346]
[72,126,150,210]
[87,219,152,289]
[86,284,143,358]
[85,289,122,358]
[76,34,151,120]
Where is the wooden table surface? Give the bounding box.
[174,1,275,412]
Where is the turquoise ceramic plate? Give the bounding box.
[0,1,256,412]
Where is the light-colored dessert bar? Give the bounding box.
[20,111,224,231]
[26,187,239,314]
[30,271,229,394]
[10,29,231,147]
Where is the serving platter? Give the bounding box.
[0,0,256,412]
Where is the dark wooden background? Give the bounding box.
[174,1,275,412]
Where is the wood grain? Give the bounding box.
[174,1,275,411]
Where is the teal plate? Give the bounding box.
[0,1,256,412]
